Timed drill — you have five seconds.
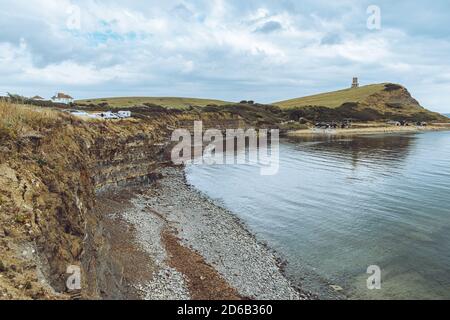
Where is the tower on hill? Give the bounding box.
[351,77,359,88]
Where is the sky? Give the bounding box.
[0,0,449,112]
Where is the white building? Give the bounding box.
[52,92,74,104]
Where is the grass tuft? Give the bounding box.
[0,100,62,138]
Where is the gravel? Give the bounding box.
[135,267,190,300]
[121,195,190,300]
[136,166,308,300]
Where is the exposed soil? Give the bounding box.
[92,190,156,299]
[162,229,242,300]
[94,187,244,300]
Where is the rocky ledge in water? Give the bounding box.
[112,165,312,300]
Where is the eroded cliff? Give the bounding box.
[0,104,243,299]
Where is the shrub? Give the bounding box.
[384,84,403,92]
[203,105,221,112]
[386,103,403,109]
[7,92,27,103]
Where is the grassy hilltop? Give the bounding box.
[273,84,387,109]
[272,83,447,122]
[76,97,232,109]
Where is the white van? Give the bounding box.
[117,110,131,118]
[70,111,89,117]
[101,111,119,119]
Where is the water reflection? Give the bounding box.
[287,134,417,172]
[187,131,450,299]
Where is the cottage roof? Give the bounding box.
[54,92,73,99]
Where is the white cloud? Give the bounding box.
[0,0,449,112]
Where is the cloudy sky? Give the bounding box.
[1,0,449,112]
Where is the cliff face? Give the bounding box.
[359,84,445,121]
[0,108,245,299]
[363,85,421,110]
[0,119,156,298]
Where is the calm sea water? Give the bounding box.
[186,131,450,299]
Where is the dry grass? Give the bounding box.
[273,83,388,109]
[0,100,62,138]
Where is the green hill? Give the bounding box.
[273,83,447,122]
[73,85,447,122]
[273,84,387,109]
[76,97,232,109]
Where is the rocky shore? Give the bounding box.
[105,166,312,300]
[288,124,450,137]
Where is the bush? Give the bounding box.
[203,105,221,112]
[7,92,27,103]
[384,84,403,92]
[408,112,439,122]
[386,103,403,109]
[143,103,165,110]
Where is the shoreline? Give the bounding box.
[287,124,450,137]
[89,128,450,300]
[102,166,313,300]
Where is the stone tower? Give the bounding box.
[351,77,359,88]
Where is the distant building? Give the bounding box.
[31,95,45,101]
[351,77,359,88]
[52,92,74,104]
